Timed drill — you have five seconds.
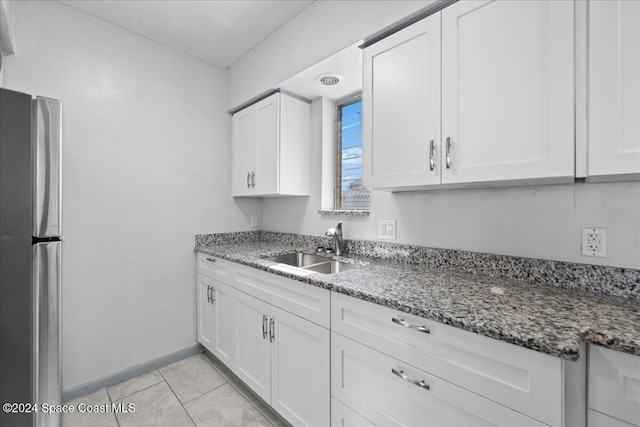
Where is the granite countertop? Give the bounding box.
[195,238,640,361]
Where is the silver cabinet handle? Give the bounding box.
[210,287,215,304]
[251,171,255,188]
[392,317,431,334]
[262,314,268,339]
[429,140,435,171]
[269,318,275,343]
[206,257,216,263]
[392,368,430,390]
[445,137,452,169]
[207,285,212,304]
[247,172,251,188]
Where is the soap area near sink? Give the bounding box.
[263,251,361,275]
[263,224,361,275]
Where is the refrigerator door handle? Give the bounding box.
[33,97,63,238]
[33,242,62,426]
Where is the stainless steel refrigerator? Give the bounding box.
[1,88,62,427]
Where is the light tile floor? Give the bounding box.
[63,352,290,427]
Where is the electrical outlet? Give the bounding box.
[582,228,607,257]
[250,215,258,228]
[378,219,397,240]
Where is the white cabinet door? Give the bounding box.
[234,291,271,403]
[232,108,254,196]
[331,398,376,427]
[210,280,236,368]
[588,0,640,178]
[197,274,216,353]
[331,333,546,427]
[270,307,330,427]
[441,0,574,184]
[363,13,441,190]
[589,345,640,427]
[253,94,280,195]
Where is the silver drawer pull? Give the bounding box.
[392,317,431,334]
[392,368,430,390]
[262,314,268,339]
[269,317,275,342]
[429,139,435,171]
[206,258,216,263]
[445,137,452,169]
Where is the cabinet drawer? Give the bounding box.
[331,292,563,426]
[331,333,546,427]
[589,345,640,426]
[331,398,375,427]
[235,264,330,328]
[197,253,234,284]
[589,410,636,427]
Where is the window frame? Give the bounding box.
[335,93,367,210]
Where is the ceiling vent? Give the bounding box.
[317,73,343,86]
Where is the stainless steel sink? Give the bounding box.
[264,252,360,274]
[264,252,330,267]
[303,260,359,274]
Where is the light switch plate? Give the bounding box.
[378,219,397,240]
[250,215,258,228]
[582,227,606,257]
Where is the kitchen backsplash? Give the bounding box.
[195,231,640,299]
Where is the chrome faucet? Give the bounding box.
[325,222,344,256]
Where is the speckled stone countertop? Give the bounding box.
[195,236,640,361]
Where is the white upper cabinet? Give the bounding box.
[231,92,311,197]
[441,0,574,185]
[363,0,575,191]
[588,0,640,179]
[363,13,441,189]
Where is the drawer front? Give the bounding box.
[234,264,330,328]
[331,333,546,427]
[331,398,376,427]
[197,253,234,284]
[589,410,636,427]
[589,345,640,426]
[331,292,562,427]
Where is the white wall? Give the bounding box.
[261,99,640,270]
[226,0,431,110]
[2,0,260,390]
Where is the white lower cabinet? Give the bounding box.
[197,254,330,427]
[588,345,640,427]
[197,273,216,353]
[234,291,330,426]
[270,307,330,426]
[331,292,585,427]
[331,398,376,427]
[234,291,271,402]
[197,273,236,367]
[332,333,546,427]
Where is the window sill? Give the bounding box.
[317,210,370,217]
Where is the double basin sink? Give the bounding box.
[264,252,359,274]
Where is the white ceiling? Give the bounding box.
[279,42,362,102]
[57,0,315,68]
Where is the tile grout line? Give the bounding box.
[103,384,121,427]
[201,353,258,403]
[105,369,165,402]
[199,353,281,426]
[157,366,198,426]
[109,374,165,404]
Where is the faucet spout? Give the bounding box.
[325,222,344,256]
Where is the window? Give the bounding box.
[336,96,369,210]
